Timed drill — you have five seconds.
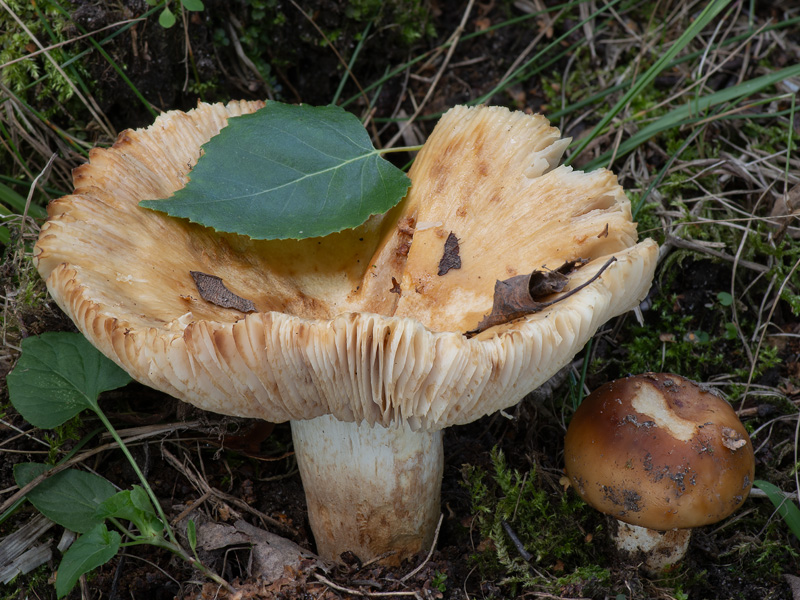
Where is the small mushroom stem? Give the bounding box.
[611,518,691,574]
[291,415,444,564]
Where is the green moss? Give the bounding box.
[0,1,88,114]
[462,448,604,595]
[45,414,84,464]
[345,0,435,44]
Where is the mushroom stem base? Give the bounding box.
[611,519,691,574]
[291,415,443,565]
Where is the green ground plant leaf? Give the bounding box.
[754,480,800,541]
[96,487,164,538]
[181,0,204,10]
[56,523,121,598]
[139,102,411,240]
[158,7,176,28]
[6,332,132,429]
[582,63,800,171]
[14,463,115,533]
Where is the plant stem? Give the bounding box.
[379,144,423,154]
[92,410,175,541]
[91,409,235,592]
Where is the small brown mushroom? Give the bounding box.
[35,101,658,564]
[564,373,755,572]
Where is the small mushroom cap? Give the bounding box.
[564,373,755,530]
[35,101,657,430]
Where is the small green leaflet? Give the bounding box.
[139,102,411,240]
[7,332,132,429]
[56,523,121,598]
[159,8,176,28]
[95,487,164,538]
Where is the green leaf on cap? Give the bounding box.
[140,102,411,240]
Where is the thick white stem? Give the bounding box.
[291,415,444,564]
[611,518,691,574]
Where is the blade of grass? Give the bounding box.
[0,182,46,219]
[0,175,64,198]
[372,29,588,126]
[753,480,800,541]
[33,2,93,100]
[340,0,571,109]
[473,0,621,105]
[332,21,371,106]
[0,0,116,139]
[632,107,722,220]
[566,0,733,165]
[46,0,159,119]
[528,14,800,126]
[582,63,800,171]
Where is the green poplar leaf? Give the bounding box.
[7,332,132,429]
[56,523,121,598]
[14,463,115,533]
[139,102,411,240]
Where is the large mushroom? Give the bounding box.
[34,100,658,564]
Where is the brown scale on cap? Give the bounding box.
[565,373,755,530]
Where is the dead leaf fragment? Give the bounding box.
[469,257,615,335]
[190,271,256,313]
[437,232,462,276]
[528,258,587,297]
[721,426,748,451]
[390,277,402,295]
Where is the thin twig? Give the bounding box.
[386,0,475,148]
[0,428,185,516]
[400,513,443,583]
[666,234,769,273]
[739,253,800,416]
[502,520,532,562]
[0,18,145,70]
[287,0,369,110]
[314,572,422,599]
[20,152,56,239]
[161,446,299,537]
[0,0,115,139]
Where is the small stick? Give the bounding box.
[502,520,532,562]
[313,572,422,599]
[400,513,444,583]
[162,447,299,537]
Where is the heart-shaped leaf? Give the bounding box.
[139,102,411,240]
[14,464,116,534]
[7,332,132,429]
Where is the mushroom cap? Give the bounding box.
[35,101,657,431]
[564,373,755,530]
